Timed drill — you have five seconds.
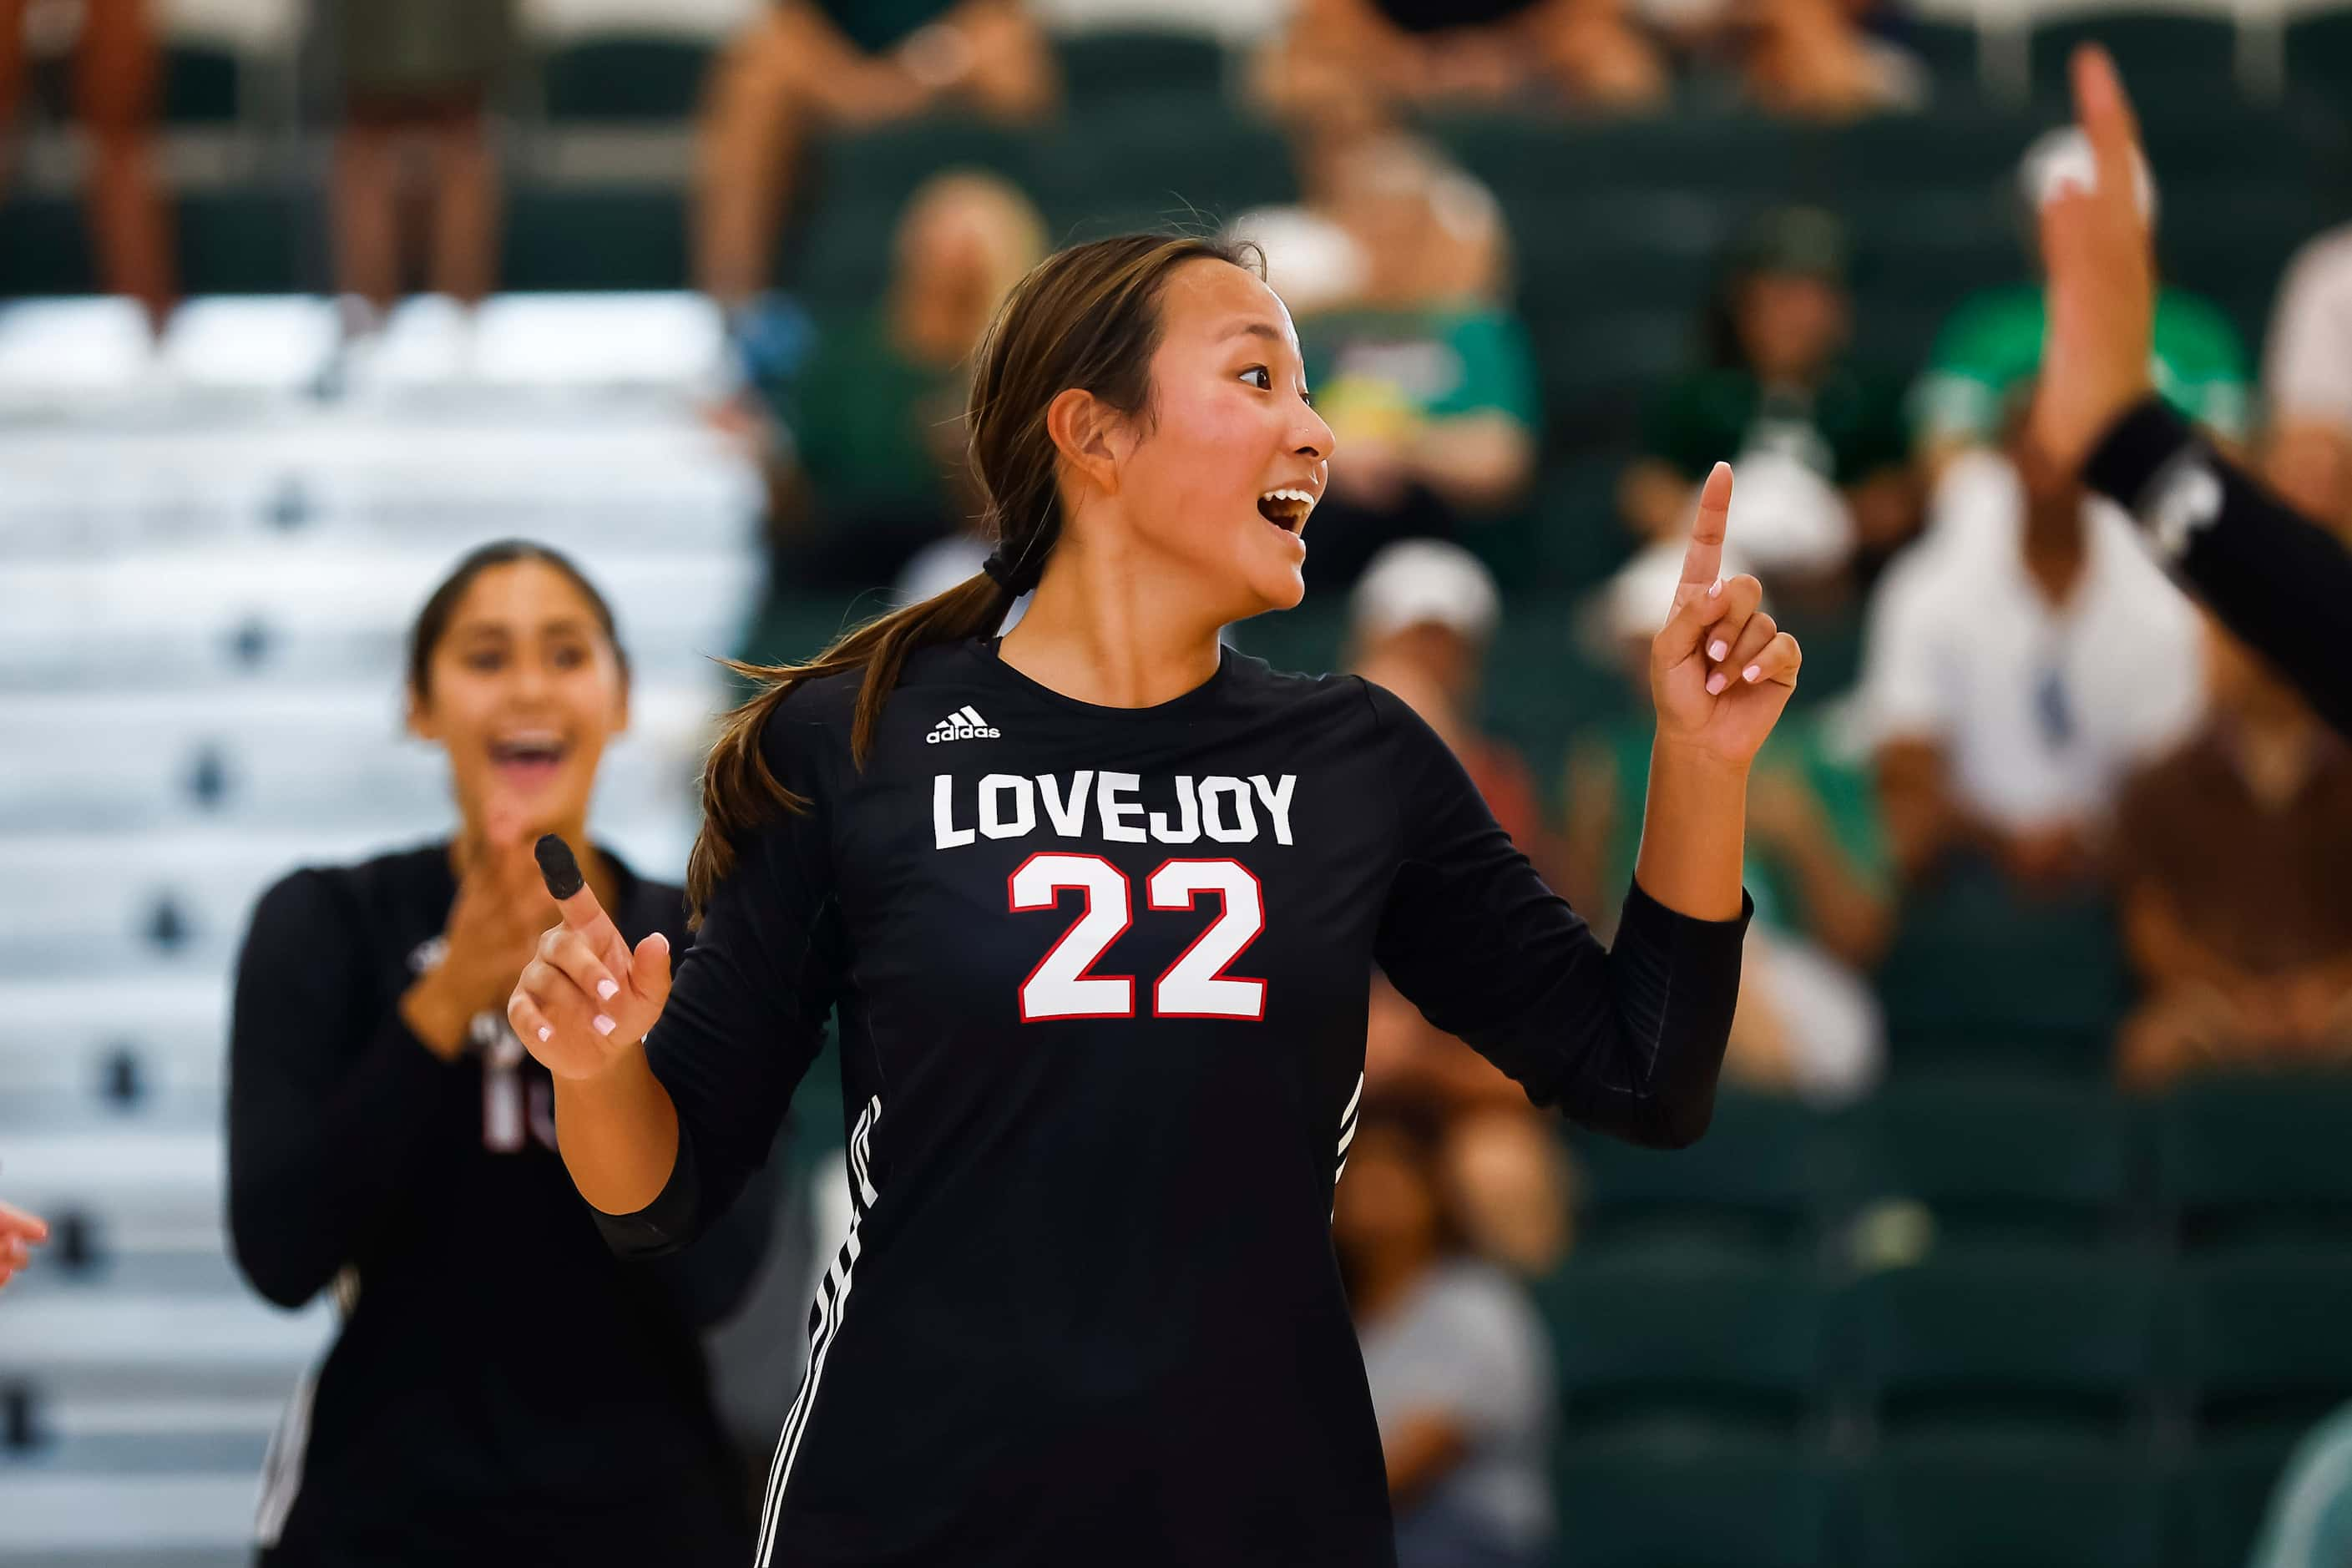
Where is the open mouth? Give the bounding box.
[488,732,569,791]
[1257,488,1315,534]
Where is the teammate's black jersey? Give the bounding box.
[2086,394,2352,740]
[600,637,1750,1567]
[227,844,769,1566]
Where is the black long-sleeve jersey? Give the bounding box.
[2086,395,2352,740]
[227,844,769,1566]
[599,637,1751,1567]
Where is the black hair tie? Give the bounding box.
[981,547,1042,597]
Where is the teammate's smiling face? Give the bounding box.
[405,559,630,842]
[1085,259,1334,618]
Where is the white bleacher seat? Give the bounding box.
[0,977,227,1108]
[157,299,340,397]
[0,682,720,834]
[0,300,158,411]
[351,292,733,397]
[0,817,698,979]
[0,1472,265,1556]
[0,544,759,691]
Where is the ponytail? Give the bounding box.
[685,573,1009,923]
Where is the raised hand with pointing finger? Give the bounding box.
[509,835,674,1080]
[1650,461,1803,768]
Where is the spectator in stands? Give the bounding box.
[1716,0,1926,117]
[1860,395,2203,891]
[227,543,771,1564]
[695,0,1056,309]
[1565,542,1887,1105]
[1622,206,1916,589]
[1285,136,1540,593]
[0,1197,45,1292]
[756,169,1045,596]
[2263,225,2352,534]
[2248,1403,2352,1568]
[1334,1100,1556,1568]
[327,0,514,320]
[1252,0,1666,139]
[0,0,173,328]
[1911,127,2250,486]
[2113,619,2352,1090]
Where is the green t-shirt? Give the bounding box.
[771,308,966,521]
[1303,306,1540,442]
[1909,282,2251,448]
[1643,364,1910,488]
[1581,711,1889,938]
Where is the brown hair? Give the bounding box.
[685,231,1266,923]
[406,539,631,702]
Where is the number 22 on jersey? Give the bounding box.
[1008,852,1266,1021]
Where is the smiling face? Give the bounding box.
[405,559,630,842]
[1081,259,1336,621]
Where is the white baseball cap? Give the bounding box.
[1350,539,1502,644]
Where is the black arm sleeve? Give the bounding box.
[2086,395,2352,739]
[1365,682,1751,1149]
[226,870,472,1309]
[592,708,847,1260]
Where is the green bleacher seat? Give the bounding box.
[501,188,687,291]
[1853,1074,2134,1242]
[2030,13,2241,104]
[788,119,1044,301]
[1552,1435,1836,1568]
[1031,109,1296,240]
[2170,1434,2299,1568]
[1052,28,1227,109]
[0,195,96,296]
[2153,1074,2352,1245]
[540,35,713,122]
[1854,1434,2164,1568]
[178,190,303,295]
[1903,19,1980,99]
[1873,857,2130,1076]
[2287,8,2352,104]
[1538,1249,1828,1435]
[1845,1247,2160,1434]
[162,43,240,124]
[2168,1247,2352,1436]
[1569,1090,1834,1251]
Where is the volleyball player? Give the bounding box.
[513,235,1797,1565]
[226,543,771,1565]
[2037,44,2352,738]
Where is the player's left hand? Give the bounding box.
[0,1197,50,1294]
[1651,462,1800,766]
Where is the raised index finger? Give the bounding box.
[2071,45,2142,211]
[1677,461,1735,605]
[535,834,630,974]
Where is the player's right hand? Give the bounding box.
[426,802,560,1024]
[508,835,672,1082]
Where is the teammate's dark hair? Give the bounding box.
[406,539,631,702]
[685,232,1267,924]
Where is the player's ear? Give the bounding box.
[1045,386,1126,498]
[403,684,437,743]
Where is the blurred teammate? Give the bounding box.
[512,235,1788,1564]
[227,544,770,1565]
[2034,47,2352,740]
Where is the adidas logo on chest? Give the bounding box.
[926,706,999,744]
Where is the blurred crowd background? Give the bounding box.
[6,0,2352,1564]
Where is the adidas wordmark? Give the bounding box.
[926,706,999,744]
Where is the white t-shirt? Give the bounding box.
[2265,225,2352,431]
[1858,451,2205,832]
